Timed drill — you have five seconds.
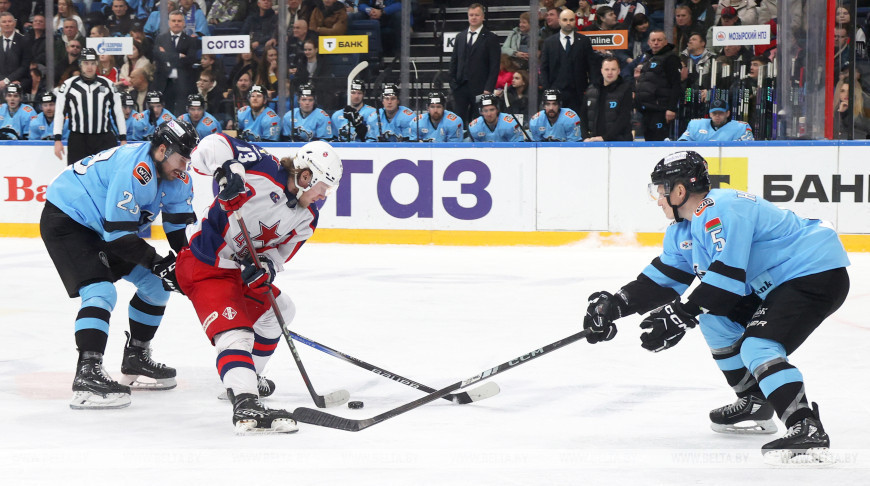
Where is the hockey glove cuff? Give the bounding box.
[639,300,699,352]
[240,255,276,294]
[583,290,629,344]
[215,159,248,212]
[151,251,184,294]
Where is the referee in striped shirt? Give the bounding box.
[53,48,127,165]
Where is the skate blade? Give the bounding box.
[120,374,177,391]
[70,391,131,410]
[233,418,298,435]
[711,419,778,435]
[763,448,835,467]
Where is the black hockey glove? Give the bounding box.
[151,252,183,294]
[240,255,276,295]
[639,300,699,352]
[583,291,628,344]
[343,105,364,128]
[215,159,248,212]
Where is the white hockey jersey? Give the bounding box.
[188,133,318,271]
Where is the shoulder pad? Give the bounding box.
[446,113,457,121]
[403,109,413,116]
[502,115,514,123]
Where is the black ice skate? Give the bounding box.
[710,393,778,434]
[762,403,833,465]
[218,374,275,400]
[230,392,298,435]
[119,332,177,390]
[70,354,132,410]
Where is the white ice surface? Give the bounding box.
[1,238,868,485]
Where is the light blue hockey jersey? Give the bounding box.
[365,106,416,141]
[135,108,176,140]
[180,112,222,139]
[30,113,69,140]
[332,104,376,142]
[642,188,850,315]
[467,113,524,142]
[125,111,152,141]
[408,111,465,142]
[45,142,194,243]
[282,108,333,141]
[238,106,281,142]
[678,119,755,142]
[529,108,583,142]
[0,103,37,139]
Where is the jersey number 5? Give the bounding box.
[710,228,725,252]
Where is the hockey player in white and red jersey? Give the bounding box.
[175,133,342,434]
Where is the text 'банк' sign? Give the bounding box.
[584,31,628,51]
[320,35,369,54]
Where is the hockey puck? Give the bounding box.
[348,400,364,409]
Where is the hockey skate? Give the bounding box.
[230,392,298,435]
[762,403,833,466]
[119,332,177,390]
[70,355,132,410]
[710,393,778,434]
[218,375,275,400]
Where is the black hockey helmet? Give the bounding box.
[297,83,315,98]
[39,92,57,104]
[151,118,199,159]
[650,151,711,221]
[248,84,268,100]
[350,78,365,92]
[477,93,498,110]
[542,89,562,103]
[119,92,135,108]
[80,47,98,63]
[5,82,21,96]
[145,90,163,106]
[187,93,206,109]
[381,83,399,98]
[426,92,445,106]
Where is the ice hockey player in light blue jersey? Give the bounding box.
[29,92,70,140]
[238,85,281,142]
[678,100,754,142]
[180,94,222,139]
[409,92,464,142]
[467,94,524,142]
[135,91,176,140]
[581,151,849,465]
[0,83,36,139]
[282,83,333,142]
[332,78,376,142]
[528,89,583,142]
[365,83,416,142]
[41,119,200,410]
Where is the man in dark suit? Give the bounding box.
[540,9,599,116]
[449,3,500,125]
[0,11,32,92]
[153,10,199,114]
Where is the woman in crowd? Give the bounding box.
[117,41,153,90]
[498,69,529,122]
[255,46,280,99]
[54,0,85,39]
[98,55,119,83]
[228,51,261,90]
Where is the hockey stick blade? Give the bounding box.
[346,61,369,105]
[287,329,500,405]
[293,329,591,431]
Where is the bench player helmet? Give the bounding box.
[293,140,342,196]
[187,93,206,109]
[478,93,498,110]
[151,118,199,159]
[649,150,711,222]
[542,89,562,103]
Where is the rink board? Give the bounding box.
[2,140,870,250]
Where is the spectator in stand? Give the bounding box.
[281,0,308,29]
[584,56,634,141]
[55,38,83,85]
[715,0,758,26]
[295,39,326,87]
[575,1,596,30]
[288,19,316,78]
[583,5,623,31]
[502,12,532,70]
[98,54,120,83]
[0,12,32,91]
[117,40,153,90]
[540,7,561,42]
[498,69,529,120]
[255,46,280,98]
[835,74,870,140]
[834,24,851,86]
[309,0,347,36]
[197,71,227,124]
[607,0,644,26]
[541,9,598,115]
[178,0,210,36]
[26,13,47,66]
[54,0,85,39]
[197,54,226,93]
[152,10,198,114]
[706,6,741,49]
[90,24,111,39]
[55,18,86,69]
[717,44,752,66]
[682,32,715,86]
[130,21,153,59]
[207,0,249,25]
[449,3,501,125]
[107,0,137,36]
[674,4,702,52]
[686,0,716,33]
[758,0,777,25]
[144,1,178,36]
[634,29,681,141]
[127,67,152,111]
[242,0,278,55]
[228,51,260,90]
[224,70,254,125]
[24,64,47,107]
[625,13,650,66]
[494,54,516,95]
[352,1,404,56]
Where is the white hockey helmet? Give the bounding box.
[294,140,343,195]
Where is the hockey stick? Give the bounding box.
[293,329,592,432]
[233,210,350,408]
[286,328,500,404]
[346,61,369,106]
[502,81,531,141]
